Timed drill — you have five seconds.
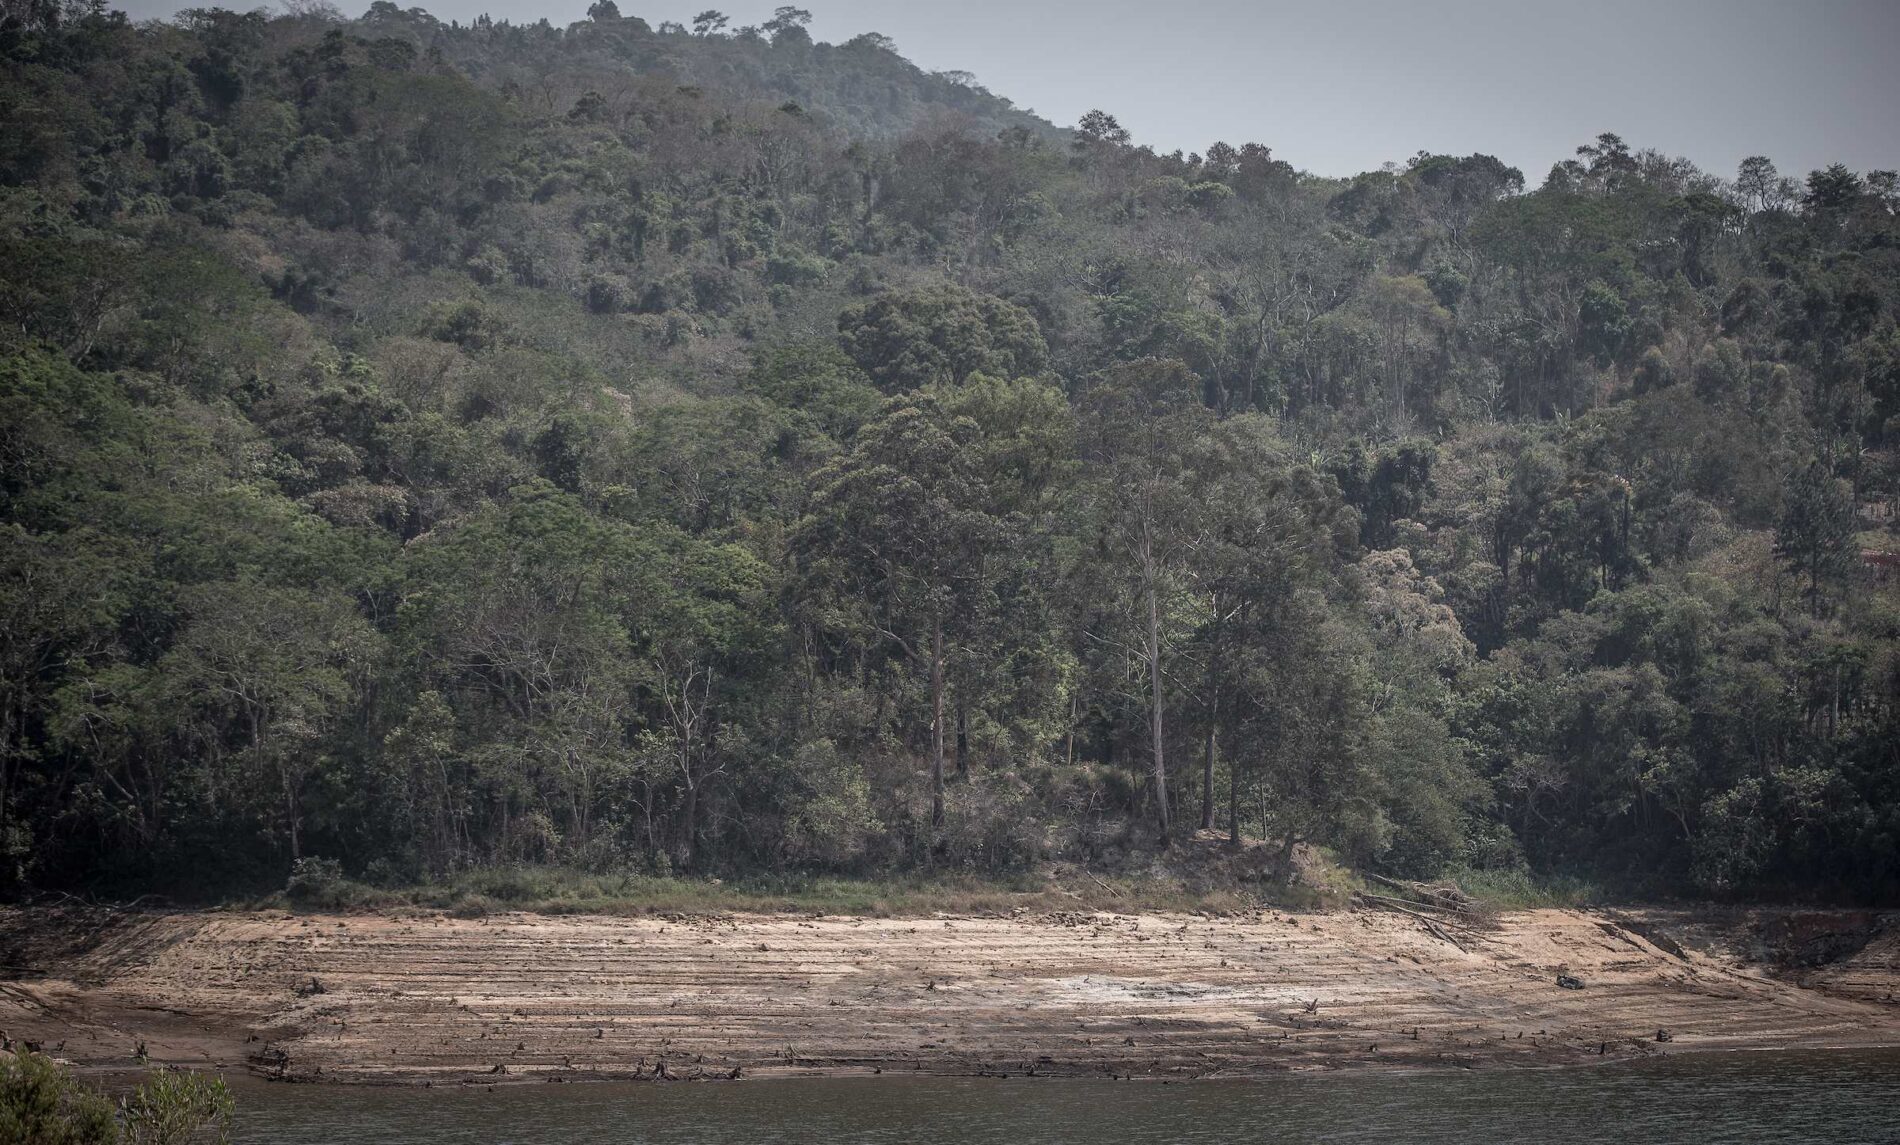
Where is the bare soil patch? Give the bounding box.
[1,904,1893,1084]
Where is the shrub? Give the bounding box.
[780,739,878,868]
[284,856,346,905]
[284,857,390,910]
[446,893,501,919]
[120,1070,233,1145]
[0,1051,231,1145]
[0,1051,117,1144]
[935,774,1045,872]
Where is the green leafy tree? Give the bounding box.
[1077,359,1211,842]
[161,582,378,861]
[795,394,999,829]
[837,285,1047,394]
[1186,416,1353,838]
[1774,461,1856,616]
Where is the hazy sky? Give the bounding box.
[118,0,1900,182]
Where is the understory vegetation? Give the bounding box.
[275,852,1346,917]
[0,1049,231,1144]
[1,2,1896,904]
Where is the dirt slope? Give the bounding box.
[1,905,1894,1083]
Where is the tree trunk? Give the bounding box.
[1228,741,1240,847]
[678,777,698,872]
[1201,606,1220,833]
[1277,832,1298,885]
[1201,723,1217,833]
[930,610,946,829]
[955,694,969,779]
[1145,573,1170,843]
[258,709,301,862]
[1065,692,1078,769]
[284,770,302,861]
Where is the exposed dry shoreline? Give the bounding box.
[1,905,1894,1084]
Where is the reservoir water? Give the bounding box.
[231,1049,1900,1143]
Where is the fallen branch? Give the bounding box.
[1354,894,1481,945]
[1420,918,1466,951]
[1357,890,1442,911]
[1354,893,1481,931]
[1081,870,1123,899]
[1365,874,1479,918]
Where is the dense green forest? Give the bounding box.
[1,0,1896,902]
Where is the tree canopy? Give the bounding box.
[0,3,1896,901]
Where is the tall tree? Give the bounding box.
[164,583,377,861]
[1775,461,1856,617]
[795,394,998,828]
[1188,417,1353,839]
[1077,359,1211,842]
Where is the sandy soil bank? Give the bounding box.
[0,905,1893,1083]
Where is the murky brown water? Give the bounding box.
[232,1049,1900,1144]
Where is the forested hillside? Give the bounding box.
[2,1,1896,901]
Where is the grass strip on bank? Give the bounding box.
[264,860,1353,919]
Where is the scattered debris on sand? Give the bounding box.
[0,904,1893,1084]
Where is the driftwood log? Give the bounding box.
[1352,892,1479,951]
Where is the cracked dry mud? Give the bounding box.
[2,906,1894,1084]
